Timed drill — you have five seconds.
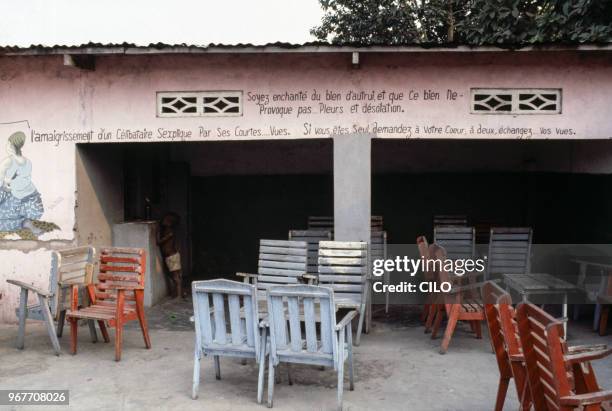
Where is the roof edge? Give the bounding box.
[3,42,612,56]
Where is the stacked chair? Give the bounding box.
[483,280,612,410]
[193,236,368,409]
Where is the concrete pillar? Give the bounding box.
[333,133,372,242]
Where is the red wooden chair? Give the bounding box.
[66,247,151,361]
[483,281,532,411]
[517,303,612,411]
[428,244,488,354]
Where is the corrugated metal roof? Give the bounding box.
[2,41,612,56]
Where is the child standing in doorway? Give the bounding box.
[157,212,186,299]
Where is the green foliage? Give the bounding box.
[311,0,612,45]
[311,0,420,45]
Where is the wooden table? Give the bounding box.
[503,273,577,335]
[570,258,612,331]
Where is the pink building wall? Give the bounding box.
[0,50,611,322]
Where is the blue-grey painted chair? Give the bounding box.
[264,284,356,411]
[191,279,267,403]
[6,246,97,355]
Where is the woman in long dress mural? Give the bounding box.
[0,131,58,239]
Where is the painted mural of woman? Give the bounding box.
[0,131,45,234]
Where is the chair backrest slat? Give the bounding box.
[289,229,333,275]
[192,279,260,358]
[303,297,318,352]
[267,285,337,365]
[487,227,532,280]
[256,239,308,292]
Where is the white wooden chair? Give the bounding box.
[191,279,268,403]
[487,227,532,281]
[6,246,97,355]
[264,284,356,411]
[318,241,369,345]
[237,239,308,312]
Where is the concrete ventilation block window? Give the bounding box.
[157,91,243,117]
[471,88,561,114]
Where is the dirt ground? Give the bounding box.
[0,302,610,411]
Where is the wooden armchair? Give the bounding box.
[428,244,489,354]
[483,281,531,411]
[191,279,267,403]
[517,303,612,411]
[6,246,97,355]
[66,247,151,361]
[265,284,356,411]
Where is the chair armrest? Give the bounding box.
[560,390,612,406]
[568,344,607,354]
[236,272,257,278]
[565,347,612,365]
[335,310,358,331]
[302,274,318,284]
[6,279,51,297]
[236,272,258,284]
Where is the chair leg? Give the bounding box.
[347,322,354,391]
[192,349,201,400]
[257,328,267,404]
[56,310,66,338]
[88,320,98,343]
[39,295,61,356]
[473,321,482,339]
[70,317,78,354]
[115,290,125,362]
[599,305,609,336]
[431,307,444,339]
[16,288,28,350]
[98,321,110,342]
[267,361,275,408]
[494,377,510,411]
[135,290,152,349]
[337,351,345,411]
[115,325,123,362]
[420,303,429,323]
[355,306,366,346]
[214,356,221,380]
[425,304,437,333]
[440,305,460,354]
